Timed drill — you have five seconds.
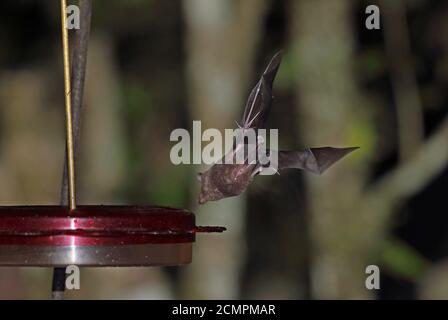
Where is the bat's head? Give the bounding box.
[197,171,226,205]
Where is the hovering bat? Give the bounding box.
[197,51,358,205]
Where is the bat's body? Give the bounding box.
[197,51,358,204]
[198,163,254,204]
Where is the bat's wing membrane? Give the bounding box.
[227,51,282,165]
[260,147,358,175]
[241,51,282,130]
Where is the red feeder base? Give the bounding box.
[0,206,225,267]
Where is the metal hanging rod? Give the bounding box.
[60,0,76,210]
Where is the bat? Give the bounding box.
[197,51,358,204]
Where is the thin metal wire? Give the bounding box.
[60,0,76,210]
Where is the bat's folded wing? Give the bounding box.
[241,51,282,130]
[276,147,358,174]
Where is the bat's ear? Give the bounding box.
[197,172,203,182]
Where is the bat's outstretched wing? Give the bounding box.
[241,51,282,130]
[263,147,358,175]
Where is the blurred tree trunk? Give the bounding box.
[77,35,126,203]
[181,0,269,298]
[0,69,62,298]
[381,0,424,162]
[292,0,372,299]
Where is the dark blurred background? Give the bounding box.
[0,0,447,299]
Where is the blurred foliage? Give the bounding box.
[380,238,428,281]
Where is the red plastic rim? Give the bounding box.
[0,205,225,246]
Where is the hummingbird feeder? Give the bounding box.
[0,1,224,269]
